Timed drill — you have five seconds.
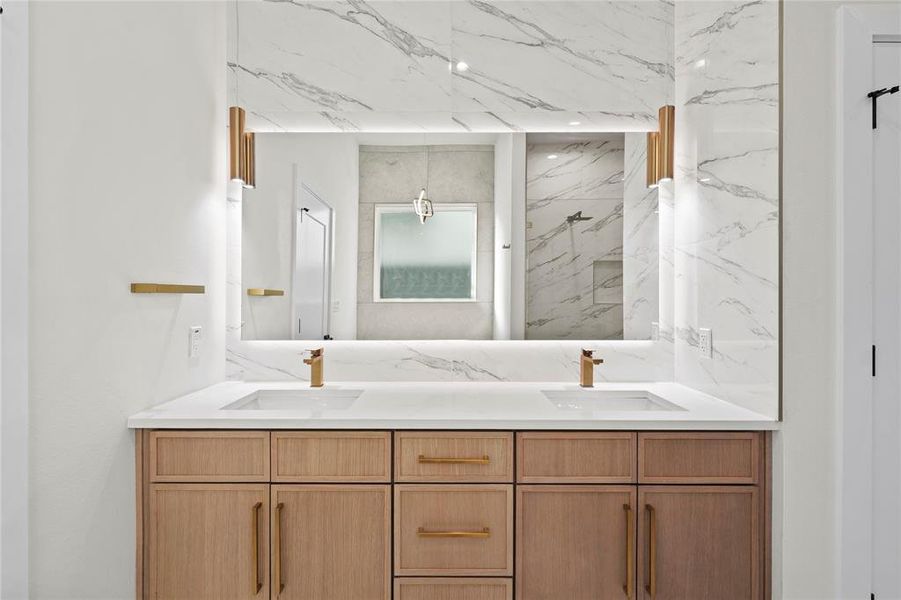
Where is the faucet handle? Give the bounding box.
[582,348,604,365]
[304,348,323,358]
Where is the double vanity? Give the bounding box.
[130,381,773,599]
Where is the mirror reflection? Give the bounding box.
[241,133,659,341]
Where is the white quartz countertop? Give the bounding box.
[127,381,778,430]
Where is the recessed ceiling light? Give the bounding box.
[695,59,707,69]
[547,154,558,160]
[699,177,711,182]
[568,121,581,126]
[455,61,469,72]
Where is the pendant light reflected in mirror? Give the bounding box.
[229,106,245,183]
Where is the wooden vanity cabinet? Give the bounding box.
[136,430,769,600]
[516,485,636,600]
[272,485,391,600]
[146,484,269,599]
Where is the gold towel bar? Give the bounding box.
[418,455,490,465]
[130,283,205,294]
[247,288,285,297]
[417,527,490,538]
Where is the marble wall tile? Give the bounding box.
[673,0,779,417]
[622,133,660,340]
[525,135,626,340]
[357,302,494,340]
[229,0,675,132]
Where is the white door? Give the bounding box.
[873,36,901,600]
[292,184,332,340]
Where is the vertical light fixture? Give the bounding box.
[242,132,256,189]
[657,105,675,182]
[646,132,660,188]
[229,106,246,183]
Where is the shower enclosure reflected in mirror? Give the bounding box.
[241,132,659,341]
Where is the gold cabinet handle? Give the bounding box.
[645,504,657,599]
[417,455,490,464]
[623,504,634,599]
[416,527,491,538]
[251,502,262,594]
[275,502,285,595]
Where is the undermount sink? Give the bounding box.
[542,389,684,412]
[223,388,364,411]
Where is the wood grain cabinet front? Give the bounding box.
[394,484,514,576]
[637,486,761,600]
[271,484,391,600]
[516,432,636,483]
[271,431,391,482]
[638,432,761,484]
[394,578,513,600]
[516,485,637,600]
[395,432,514,482]
[148,431,270,482]
[146,484,269,599]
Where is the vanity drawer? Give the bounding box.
[271,431,391,482]
[394,484,513,576]
[516,432,636,483]
[638,432,761,484]
[395,432,513,482]
[148,431,270,482]
[394,578,513,600]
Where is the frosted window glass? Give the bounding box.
[376,206,476,300]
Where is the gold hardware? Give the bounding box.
[243,131,256,189]
[252,502,262,595]
[229,106,246,183]
[247,288,285,297]
[417,455,490,464]
[623,504,634,599]
[657,105,675,182]
[645,504,657,599]
[416,527,491,538]
[580,348,604,388]
[646,132,659,188]
[130,283,205,294]
[275,502,285,595]
[303,348,324,388]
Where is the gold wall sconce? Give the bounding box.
[646,105,675,188]
[131,283,205,294]
[229,106,256,188]
[247,288,284,296]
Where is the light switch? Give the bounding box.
[189,326,202,358]
[698,327,712,358]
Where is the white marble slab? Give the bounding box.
[127,380,777,430]
[672,0,779,418]
[228,0,674,132]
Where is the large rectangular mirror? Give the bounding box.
[241,132,659,341]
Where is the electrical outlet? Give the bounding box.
[698,327,712,358]
[332,300,341,313]
[189,326,202,358]
[651,322,660,341]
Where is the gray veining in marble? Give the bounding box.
[228,0,675,132]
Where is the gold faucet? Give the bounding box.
[580,349,604,388]
[303,348,324,388]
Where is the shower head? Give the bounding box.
[566,210,593,224]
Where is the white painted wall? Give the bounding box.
[242,133,359,340]
[28,2,226,597]
[781,1,841,597]
[1,1,30,597]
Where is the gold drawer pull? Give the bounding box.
[418,454,490,464]
[417,527,491,538]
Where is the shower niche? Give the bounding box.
[241,132,659,342]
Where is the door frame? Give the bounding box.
[291,168,333,340]
[836,4,901,598]
[0,2,30,597]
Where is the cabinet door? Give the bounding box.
[638,486,760,600]
[147,484,269,599]
[516,485,637,600]
[272,485,390,600]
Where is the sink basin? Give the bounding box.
[542,389,683,412]
[223,389,364,411]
